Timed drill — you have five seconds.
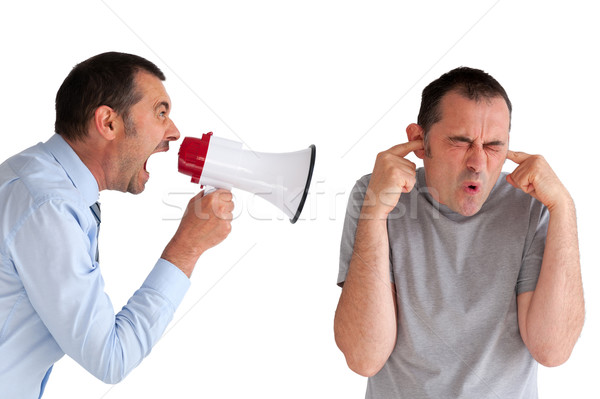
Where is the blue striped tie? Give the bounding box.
[90,202,101,262]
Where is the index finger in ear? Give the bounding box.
[506,150,531,164]
[387,139,424,158]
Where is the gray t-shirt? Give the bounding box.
[338,167,549,399]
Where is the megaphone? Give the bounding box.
[178,132,316,223]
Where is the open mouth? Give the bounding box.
[144,144,170,174]
[464,182,481,194]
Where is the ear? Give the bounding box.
[92,105,121,141]
[406,123,425,159]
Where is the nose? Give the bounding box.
[166,118,181,142]
[466,145,485,173]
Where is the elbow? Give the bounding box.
[531,348,572,368]
[527,341,574,368]
[335,331,390,377]
[93,367,127,385]
[100,374,126,385]
[104,361,134,384]
[521,319,584,368]
[345,356,386,377]
[89,360,130,385]
[333,299,397,378]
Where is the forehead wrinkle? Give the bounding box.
[431,92,509,148]
[452,109,507,144]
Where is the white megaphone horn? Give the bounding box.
[178,132,316,223]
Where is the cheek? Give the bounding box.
[426,145,473,177]
[121,138,151,166]
[431,149,467,172]
[423,157,457,191]
[485,151,506,168]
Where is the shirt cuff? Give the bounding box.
[141,258,191,310]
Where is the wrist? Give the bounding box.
[359,205,391,222]
[162,238,204,278]
[547,192,574,215]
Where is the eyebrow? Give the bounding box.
[448,135,505,146]
[155,101,170,112]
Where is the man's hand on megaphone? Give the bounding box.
[161,189,234,278]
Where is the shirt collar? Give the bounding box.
[44,134,100,207]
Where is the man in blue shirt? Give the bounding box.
[0,52,234,398]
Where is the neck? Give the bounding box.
[62,134,108,191]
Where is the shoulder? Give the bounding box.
[1,147,90,251]
[2,144,85,207]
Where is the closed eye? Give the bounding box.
[484,144,501,152]
[484,140,505,152]
[447,136,472,147]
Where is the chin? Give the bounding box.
[454,199,484,217]
[128,186,145,195]
[127,169,150,194]
[126,177,147,195]
[129,179,148,194]
[457,207,481,217]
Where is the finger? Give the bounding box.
[215,189,233,202]
[204,189,232,203]
[506,150,531,164]
[387,139,424,158]
[192,190,206,200]
[216,209,234,221]
[402,176,417,193]
[505,174,518,189]
[212,198,234,217]
[507,167,535,195]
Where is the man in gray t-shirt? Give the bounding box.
[334,67,584,398]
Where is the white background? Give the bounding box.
[1,1,598,398]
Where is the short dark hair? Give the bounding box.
[417,67,512,153]
[54,52,165,141]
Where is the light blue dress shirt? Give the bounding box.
[0,135,191,398]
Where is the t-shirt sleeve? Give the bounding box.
[516,201,549,295]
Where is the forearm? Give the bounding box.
[73,260,190,383]
[335,142,420,376]
[161,232,203,278]
[334,215,397,377]
[523,198,584,365]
